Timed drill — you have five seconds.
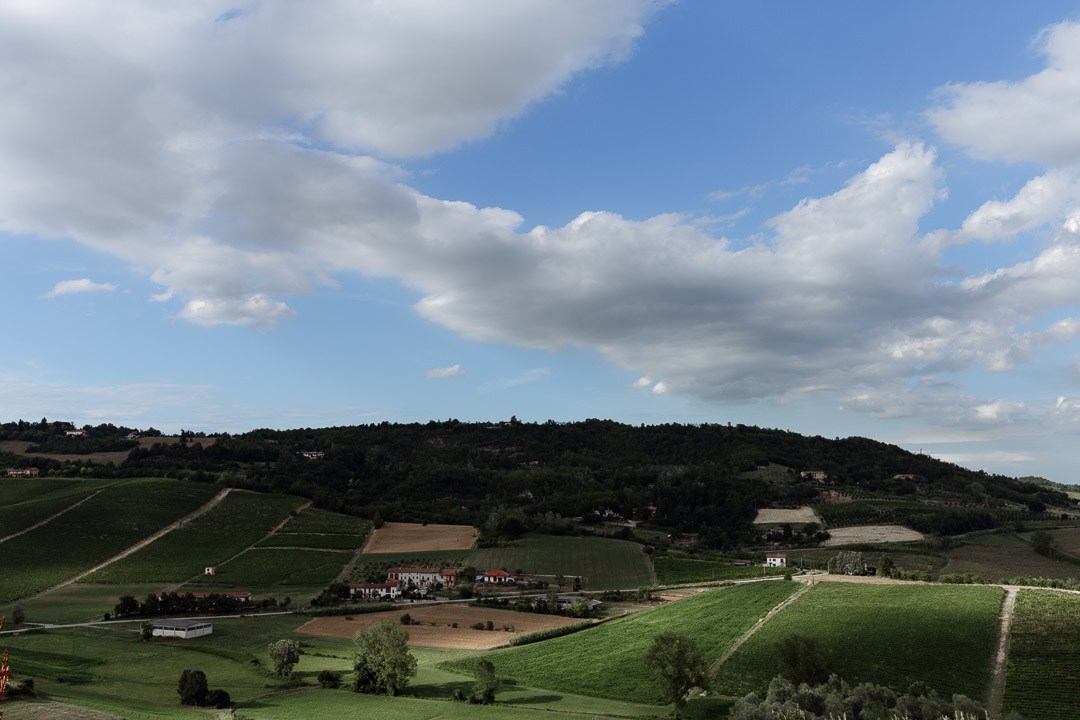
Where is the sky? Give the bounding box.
[5,2,1080,483]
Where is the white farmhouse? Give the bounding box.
[765,553,787,568]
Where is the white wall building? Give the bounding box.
[151,619,213,639]
[765,553,787,568]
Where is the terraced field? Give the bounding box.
[715,582,1002,698]
[468,534,654,590]
[440,580,800,705]
[1002,590,1080,720]
[82,490,306,583]
[0,478,221,603]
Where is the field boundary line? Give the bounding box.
[17,487,234,603]
[708,581,814,673]
[986,587,1017,715]
[0,488,105,544]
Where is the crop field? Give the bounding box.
[440,580,800,705]
[363,521,478,554]
[0,478,221,603]
[258,533,370,549]
[1001,590,1080,720]
[653,556,788,584]
[941,543,1080,582]
[812,500,925,528]
[752,506,819,524]
[0,478,122,538]
[468,534,655,590]
[188,548,351,585]
[281,507,370,535]
[1042,527,1080,557]
[84,490,306,583]
[0,477,78,505]
[821,525,926,545]
[715,582,1002,698]
[298,604,583,649]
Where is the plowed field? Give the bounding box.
[362,522,478,554]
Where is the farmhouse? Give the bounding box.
[5,467,39,477]
[65,429,88,437]
[150,619,213,639]
[387,567,457,588]
[765,553,787,568]
[800,470,828,481]
[348,581,399,600]
[555,595,603,612]
[479,570,517,584]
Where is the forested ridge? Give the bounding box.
[1,418,1068,545]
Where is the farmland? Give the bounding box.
[440,580,800,704]
[468,534,655,590]
[714,582,1002,698]
[1001,590,1080,720]
[0,477,79,505]
[281,507,370,535]
[349,552,472,583]
[258,533,370,549]
[188,548,351,586]
[820,525,925,545]
[812,500,925,528]
[0,477,121,538]
[940,542,1080,582]
[362,521,478,554]
[83,490,306,583]
[0,478,221,603]
[653,556,788,584]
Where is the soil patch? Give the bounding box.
[753,507,820,525]
[821,525,925,546]
[362,522,478,554]
[296,604,582,649]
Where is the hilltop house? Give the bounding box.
[387,567,457,588]
[765,553,787,568]
[65,429,88,437]
[150,619,213,639]
[349,581,399,600]
[800,470,828,481]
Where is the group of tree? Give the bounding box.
[176,669,230,708]
[113,592,254,619]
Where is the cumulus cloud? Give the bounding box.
[43,278,117,298]
[630,376,654,388]
[426,364,465,379]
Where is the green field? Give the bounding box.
[653,556,788,584]
[0,479,221,603]
[1,583,166,625]
[715,582,1002,698]
[280,507,370,535]
[0,477,80,506]
[441,580,800,705]
[1002,590,1080,720]
[258,533,369,549]
[0,477,122,538]
[84,490,306,583]
[188,548,351,585]
[468,534,655,590]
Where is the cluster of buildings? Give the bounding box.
[347,567,522,600]
[3,467,39,477]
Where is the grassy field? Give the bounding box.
[0,479,221,603]
[653,556,788,584]
[1001,589,1080,720]
[258,533,370,549]
[83,490,306,583]
[280,507,370,535]
[1,583,166,625]
[715,582,1002,698]
[188,548,352,586]
[440,580,801,705]
[468,534,655,590]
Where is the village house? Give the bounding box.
[299,451,325,460]
[478,570,517,584]
[5,467,40,477]
[765,553,787,568]
[800,470,828,481]
[387,567,457,588]
[348,581,399,600]
[65,429,88,437]
[150,619,213,639]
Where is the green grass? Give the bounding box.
[281,508,370,535]
[467,534,655,590]
[31,685,211,719]
[441,580,801,705]
[84,490,306,583]
[715,582,1002,698]
[0,477,79,505]
[1,583,166,625]
[0,479,221,603]
[188,548,351,585]
[653,556,788,584]
[258,533,369,549]
[1002,590,1080,720]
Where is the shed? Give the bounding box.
[151,619,213,639]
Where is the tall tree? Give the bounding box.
[472,658,497,704]
[268,639,302,676]
[177,669,208,706]
[644,633,709,719]
[352,620,417,696]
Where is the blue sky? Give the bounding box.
[5,2,1080,482]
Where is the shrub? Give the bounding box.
[206,688,231,709]
[317,669,341,689]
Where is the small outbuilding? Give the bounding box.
[765,553,787,568]
[151,619,213,639]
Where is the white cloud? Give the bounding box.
[478,368,550,392]
[43,278,117,298]
[651,381,669,395]
[426,364,465,379]
[630,376,653,388]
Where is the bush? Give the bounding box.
[317,669,341,689]
[207,688,231,709]
[400,613,412,625]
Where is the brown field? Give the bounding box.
[0,436,215,465]
[941,544,1080,582]
[821,525,925,546]
[296,604,583,649]
[1044,527,1080,557]
[753,506,820,525]
[362,521,478,554]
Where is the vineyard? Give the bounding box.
[652,556,788,584]
[1001,590,1080,720]
[188,548,351,585]
[812,500,926,528]
[349,553,470,584]
[468,534,654,590]
[82,490,306,583]
[257,533,369,549]
[279,507,370,535]
[714,582,1002,698]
